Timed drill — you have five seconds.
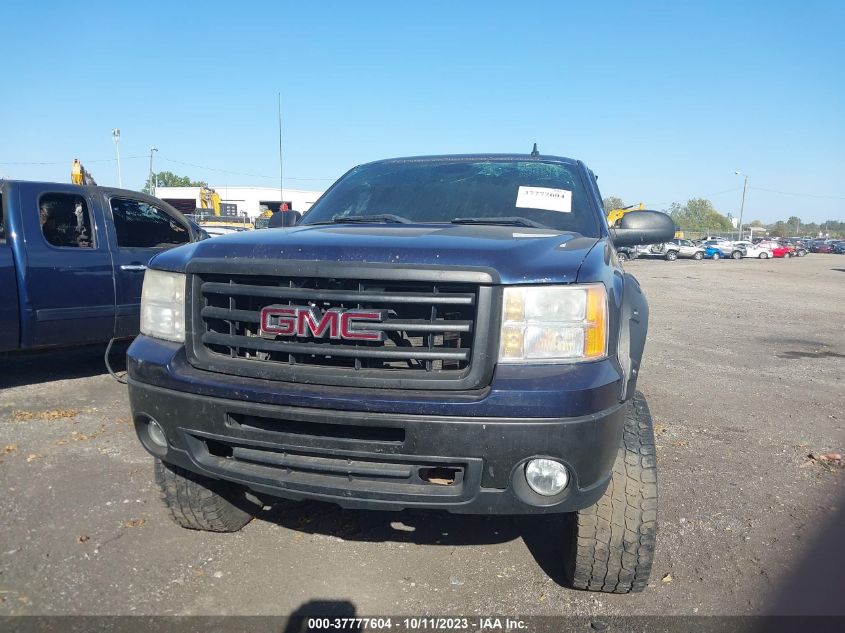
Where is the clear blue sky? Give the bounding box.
[2,0,843,223]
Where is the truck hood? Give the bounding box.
[152,224,601,284]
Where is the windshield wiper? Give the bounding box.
[451,216,553,229]
[327,214,412,224]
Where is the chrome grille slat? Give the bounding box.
[202,332,470,361]
[188,271,489,387]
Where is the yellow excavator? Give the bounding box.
[606,202,645,226]
[608,202,683,238]
[70,159,97,186]
[198,186,221,215]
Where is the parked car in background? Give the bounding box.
[704,240,746,260]
[650,238,705,261]
[832,242,845,254]
[734,241,773,259]
[703,245,723,260]
[616,246,639,261]
[781,241,807,257]
[756,240,791,258]
[811,241,833,254]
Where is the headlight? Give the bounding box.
[499,284,607,362]
[140,270,186,342]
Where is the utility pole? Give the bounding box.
[149,147,158,196]
[735,170,748,240]
[112,129,122,187]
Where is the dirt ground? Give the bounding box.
[1,254,843,618]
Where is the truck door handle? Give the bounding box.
[120,264,147,271]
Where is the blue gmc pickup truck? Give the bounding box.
[127,153,675,593]
[0,180,202,353]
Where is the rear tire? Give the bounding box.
[563,392,658,593]
[154,459,254,532]
[712,252,721,260]
[617,252,628,262]
[665,250,678,261]
[758,252,768,259]
[693,251,703,260]
[731,250,742,260]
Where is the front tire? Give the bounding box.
[712,252,721,260]
[563,392,658,593]
[758,252,769,259]
[154,459,254,532]
[693,251,703,260]
[617,252,628,262]
[731,250,742,260]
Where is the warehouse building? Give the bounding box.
[155,185,324,220]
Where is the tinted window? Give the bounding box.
[303,159,601,236]
[39,193,94,248]
[110,198,189,248]
[0,193,4,242]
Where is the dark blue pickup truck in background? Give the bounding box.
[0,180,202,352]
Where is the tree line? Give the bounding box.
[602,197,843,238]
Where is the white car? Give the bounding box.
[734,240,773,259]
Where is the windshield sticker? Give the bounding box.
[515,186,572,213]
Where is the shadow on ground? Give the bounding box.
[0,341,130,389]
[252,499,571,586]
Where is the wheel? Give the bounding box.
[617,252,628,262]
[798,250,806,257]
[563,392,658,593]
[154,458,254,532]
[712,252,721,260]
[731,250,742,260]
[758,252,768,259]
[665,250,678,261]
[693,251,703,260]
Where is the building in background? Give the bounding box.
[155,185,324,220]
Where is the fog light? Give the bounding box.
[525,459,569,496]
[147,419,168,448]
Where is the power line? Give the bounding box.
[749,186,845,201]
[0,156,146,165]
[158,155,334,182]
[650,186,744,208]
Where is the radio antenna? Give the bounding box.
[278,92,284,206]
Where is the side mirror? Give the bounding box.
[610,210,676,247]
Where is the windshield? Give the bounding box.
[302,159,602,236]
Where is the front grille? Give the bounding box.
[186,264,497,390]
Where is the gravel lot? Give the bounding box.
[1,254,843,618]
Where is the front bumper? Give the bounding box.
[129,380,625,514]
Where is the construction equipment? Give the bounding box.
[608,202,683,238]
[71,159,97,186]
[606,202,644,226]
[198,186,221,215]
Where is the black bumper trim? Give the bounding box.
[129,380,625,514]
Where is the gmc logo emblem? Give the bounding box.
[259,305,388,342]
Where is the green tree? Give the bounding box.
[143,171,208,194]
[749,219,764,227]
[768,221,788,237]
[602,196,626,213]
[669,198,733,231]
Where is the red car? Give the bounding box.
[760,241,792,258]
